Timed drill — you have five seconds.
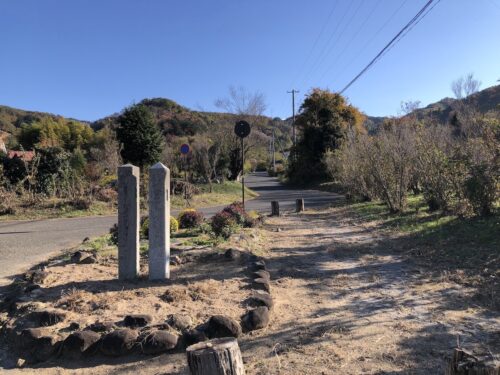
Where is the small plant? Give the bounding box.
[141,216,180,239]
[222,202,247,225]
[170,216,179,233]
[211,211,238,239]
[178,208,204,229]
[109,224,118,245]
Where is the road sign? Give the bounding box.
[234,120,251,138]
[180,144,190,155]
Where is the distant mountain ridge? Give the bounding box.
[365,84,500,130]
[1,84,498,138]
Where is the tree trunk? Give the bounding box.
[446,348,499,375]
[295,198,304,212]
[186,338,245,375]
[271,201,280,216]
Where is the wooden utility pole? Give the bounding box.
[287,89,299,148]
[271,128,276,172]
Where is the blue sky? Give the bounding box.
[0,0,499,121]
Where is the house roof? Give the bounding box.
[7,150,35,162]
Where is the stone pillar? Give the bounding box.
[118,164,140,280]
[148,162,170,280]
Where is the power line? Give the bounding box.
[290,1,340,87]
[306,0,366,85]
[332,0,410,88]
[298,0,356,89]
[339,0,441,94]
[318,0,381,82]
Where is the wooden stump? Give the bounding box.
[271,201,279,216]
[186,338,245,375]
[446,348,499,375]
[295,198,304,212]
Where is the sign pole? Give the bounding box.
[234,120,251,211]
[241,136,245,209]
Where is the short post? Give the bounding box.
[118,164,140,280]
[295,198,304,212]
[148,163,170,280]
[187,338,245,375]
[271,201,279,216]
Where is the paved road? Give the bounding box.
[0,172,341,284]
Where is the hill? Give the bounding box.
[0,105,88,135]
[365,84,500,131]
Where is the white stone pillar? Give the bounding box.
[118,164,140,280]
[148,162,170,280]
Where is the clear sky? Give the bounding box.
[0,0,499,121]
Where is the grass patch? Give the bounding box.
[0,199,115,221]
[347,194,499,270]
[171,181,258,209]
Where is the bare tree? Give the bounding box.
[451,73,481,99]
[215,86,267,116]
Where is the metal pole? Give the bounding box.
[241,136,245,209]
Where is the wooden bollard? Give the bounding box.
[296,198,304,212]
[271,201,279,216]
[186,338,245,375]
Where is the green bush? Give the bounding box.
[140,216,179,239]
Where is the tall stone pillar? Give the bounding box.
[148,162,170,280]
[118,164,140,280]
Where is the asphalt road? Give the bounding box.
[0,172,341,284]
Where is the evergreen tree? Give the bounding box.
[116,104,164,167]
[287,89,365,183]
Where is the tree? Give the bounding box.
[116,104,164,168]
[287,88,365,183]
[215,86,268,180]
[451,73,481,99]
[215,86,267,117]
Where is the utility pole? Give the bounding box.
[287,89,299,148]
[271,128,276,172]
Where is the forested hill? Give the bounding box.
[365,84,500,130]
[1,84,498,139]
[92,98,291,143]
[0,105,88,135]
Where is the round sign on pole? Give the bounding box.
[234,120,251,138]
[180,144,190,155]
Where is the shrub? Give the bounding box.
[222,202,247,225]
[178,208,204,229]
[95,187,118,202]
[109,224,118,245]
[170,216,179,233]
[211,211,238,239]
[140,216,179,240]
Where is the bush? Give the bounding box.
[95,187,118,202]
[210,211,238,239]
[178,208,204,229]
[109,224,118,245]
[170,216,179,233]
[222,202,247,225]
[140,216,179,240]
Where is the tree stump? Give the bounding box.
[295,198,304,212]
[186,338,245,375]
[271,201,279,216]
[446,348,499,375]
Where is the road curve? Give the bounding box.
[0,172,342,284]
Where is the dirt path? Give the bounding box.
[240,209,499,374]
[1,207,498,374]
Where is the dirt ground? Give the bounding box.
[1,206,499,374]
